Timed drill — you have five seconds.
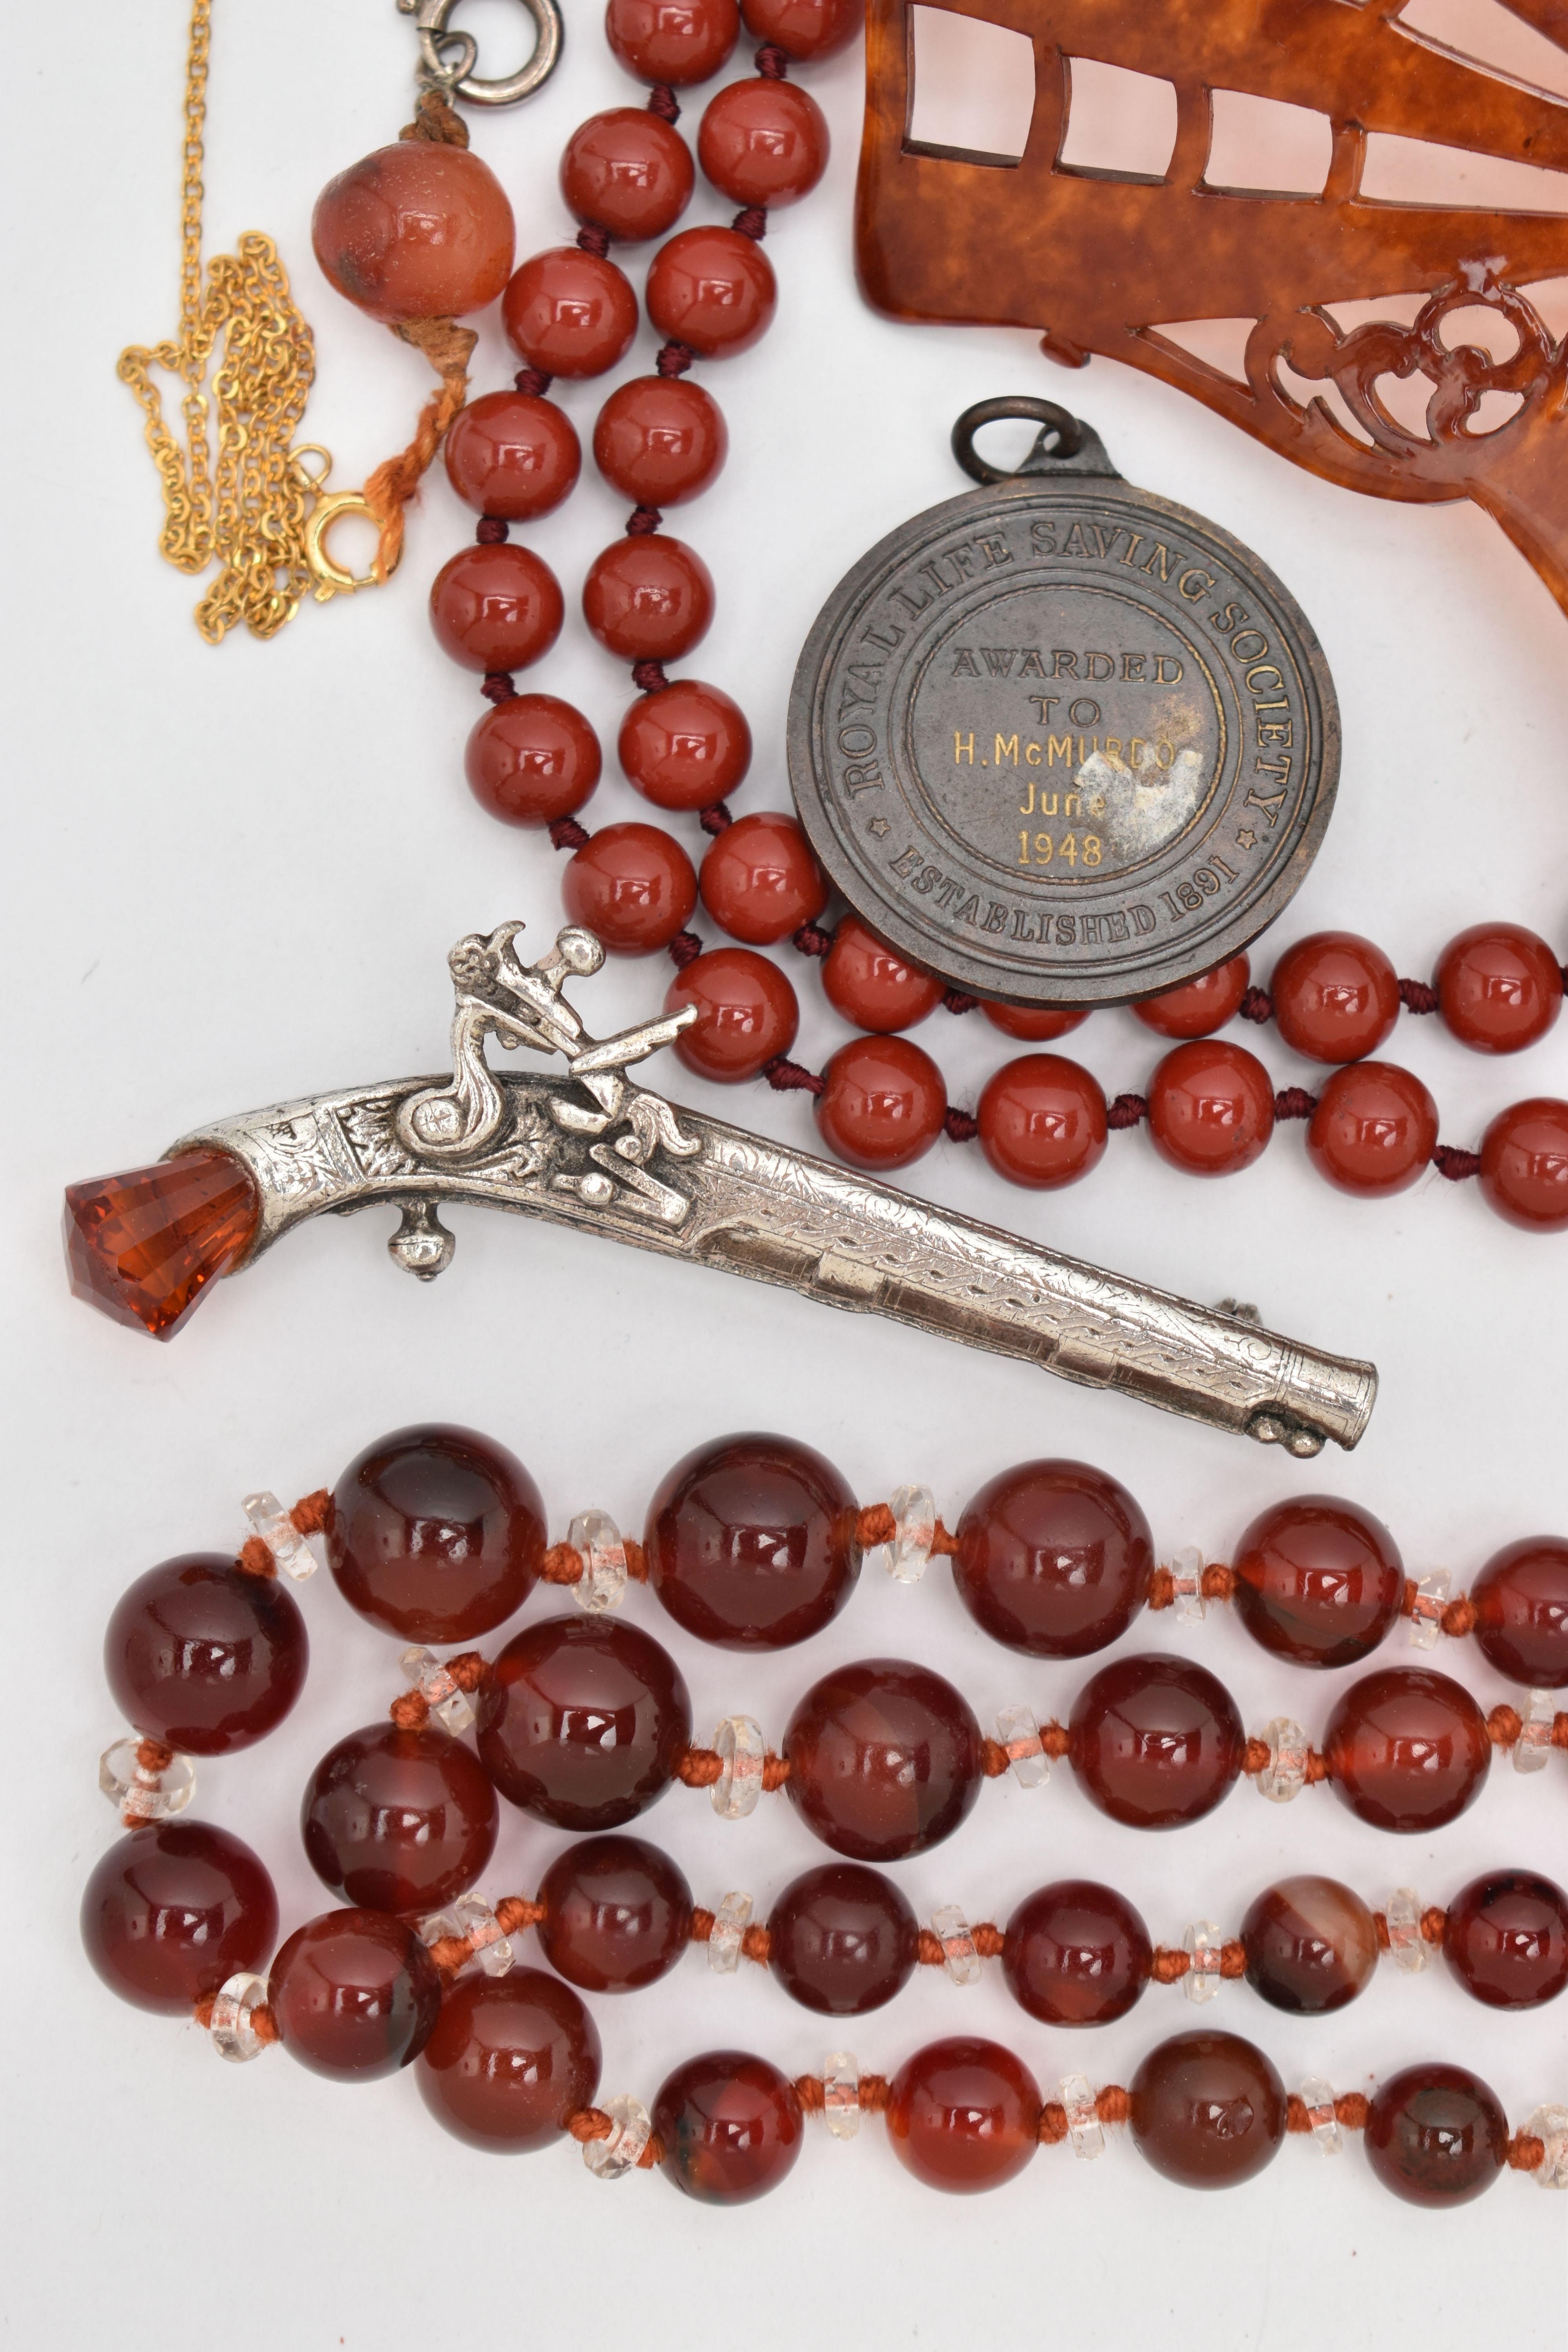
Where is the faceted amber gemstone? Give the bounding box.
[1132,955,1250,1040]
[1129,2031,1286,2189]
[619,678,751,810]
[476,1617,691,1831]
[783,1657,982,1860]
[1443,1870,1568,2010]
[270,1908,442,2080]
[822,918,944,1033]
[1478,1097,1568,1231]
[698,78,830,209]
[63,1150,258,1340]
[1270,931,1399,1063]
[106,1553,307,1756]
[606,0,740,83]
[1240,1875,1379,2015]
[594,376,728,506]
[1365,2063,1507,2206]
[312,143,515,323]
[976,1056,1108,1190]
[886,2038,1041,2195]
[1002,1879,1151,2026]
[646,226,777,358]
[301,1722,499,1915]
[766,1862,918,2015]
[1231,1495,1405,1669]
[418,1968,601,2152]
[653,2051,803,2204]
[561,109,695,244]
[645,1430,859,1648]
[665,949,799,1082]
[80,1823,278,2015]
[537,1833,693,1994]
[1068,1655,1244,1829]
[465,694,602,828]
[742,0,863,60]
[953,1458,1153,1658]
[329,1423,544,1642]
[1323,1667,1491,1832]
[1470,1535,1568,1686]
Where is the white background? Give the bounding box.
[4,3,1566,2345]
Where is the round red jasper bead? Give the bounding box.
[665,948,799,1081]
[1365,2063,1508,2207]
[1323,1666,1491,1832]
[429,542,564,674]
[821,918,944,1033]
[653,2051,803,2204]
[645,1430,858,1647]
[815,1035,947,1172]
[1129,2031,1286,2189]
[953,1458,1153,1658]
[1230,1495,1405,1669]
[742,0,863,59]
[465,694,602,827]
[766,1862,918,2015]
[312,143,514,322]
[270,1908,442,2081]
[646,225,777,357]
[698,78,830,209]
[562,822,698,955]
[502,248,638,378]
[300,1722,498,1915]
[1270,931,1400,1062]
[536,1833,694,1994]
[1069,1654,1244,1829]
[607,0,740,83]
[594,376,728,506]
[784,1657,982,1860]
[418,1968,601,2152]
[81,1824,278,2015]
[443,391,580,521]
[1306,1060,1437,1196]
[105,1553,307,1755]
[561,108,694,243]
[981,999,1087,1043]
[619,678,751,810]
[1240,1875,1379,2016]
[1436,922,1563,1053]
[1478,1096,1568,1231]
[1443,1870,1568,2010]
[1469,1535,1568,1686]
[1146,1038,1275,1174]
[476,1617,691,1831]
[1002,1879,1151,2027]
[976,1054,1107,1189]
[700,811,827,944]
[328,1424,544,1643]
[887,2038,1041,2196]
[583,535,714,661]
[1132,954,1250,1040]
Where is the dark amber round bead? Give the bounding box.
[1365,2063,1507,2207]
[271,1907,442,2081]
[654,2051,803,2204]
[953,1458,1152,1659]
[1129,2031,1286,2189]
[465,694,602,828]
[887,2038,1040,2196]
[81,1824,277,2016]
[1306,1060,1437,1196]
[300,1722,498,1915]
[443,391,580,520]
[976,1054,1107,1189]
[607,0,740,83]
[1436,922,1563,1054]
[1443,1870,1568,2010]
[594,376,727,506]
[619,678,751,810]
[784,1657,982,1860]
[741,0,863,58]
[981,1000,1088,1043]
[561,822,697,955]
[1146,1038,1274,1174]
[822,919,944,1033]
[665,948,799,1082]
[429,542,564,675]
[1270,931,1400,1063]
[1069,1654,1244,1829]
[105,1553,307,1756]
[312,143,514,323]
[644,1430,858,1648]
[537,1833,693,1993]
[561,107,694,243]
[502,247,638,378]
[583,534,714,661]
[1324,1667,1491,1832]
[1478,1097,1568,1232]
[1470,1535,1568,1686]
[1240,1875,1378,2016]
[1231,1495,1404,1669]
[699,811,827,945]
[476,1616,691,1831]
[1002,1879,1151,2027]
[1131,955,1250,1040]
[646,225,777,357]
[417,1968,601,2151]
[328,1424,544,1643]
[766,1862,918,2015]
[698,78,829,208]
[815,1035,947,1172]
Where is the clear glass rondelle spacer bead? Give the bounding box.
[1384,1886,1430,1973]
[401,1645,475,1734]
[1183,1920,1223,2002]
[994,1702,1049,1788]
[1514,1690,1555,1774]
[929,1904,982,1986]
[710,1715,766,1818]
[1406,1566,1451,1649]
[419,1892,515,1979]
[823,2053,860,2140]
[708,1890,753,1974]
[1254,1716,1309,1803]
[583,2094,652,2179]
[1522,2104,1568,2189]
[209,1971,272,2063]
[99,1737,195,1823]
[568,1508,628,1615]
[1060,2072,1104,2160]
[864,1483,938,1584]
[1168,1544,1206,1625]
[243,1490,318,1581]
[1299,2075,1341,2153]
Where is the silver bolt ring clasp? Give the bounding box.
[398,0,563,106]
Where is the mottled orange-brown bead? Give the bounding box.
[312,143,515,323]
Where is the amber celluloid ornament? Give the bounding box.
[789,399,1338,1005]
[856,3,1568,617]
